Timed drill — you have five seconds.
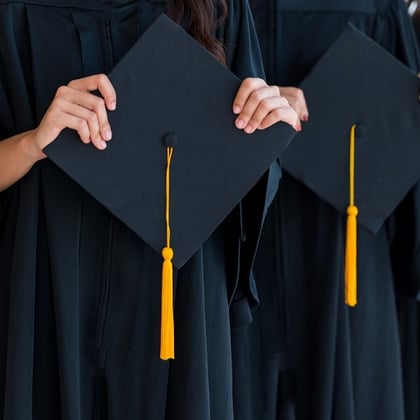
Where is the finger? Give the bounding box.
[44,99,107,150]
[232,77,268,114]
[68,74,117,111]
[64,114,107,150]
[292,94,309,122]
[296,91,309,122]
[279,87,309,122]
[257,106,300,131]
[62,101,108,148]
[56,86,113,141]
[43,112,94,146]
[237,92,289,133]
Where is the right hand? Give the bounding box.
[278,86,309,123]
[32,73,117,158]
[232,78,300,133]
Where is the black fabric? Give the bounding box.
[232,1,420,420]
[0,1,278,419]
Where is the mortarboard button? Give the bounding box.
[281,24,420,306]
[44,14,296,359]
[163,132,179,147]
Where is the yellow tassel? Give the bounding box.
[345,205,358,306]
[345,125,358,307]
[160,146,175,360]
[161,246,174,360]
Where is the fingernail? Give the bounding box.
[109,101,116,111]
[104,129,112,141]
[244,125,254,134]
[236,118,245,129]
[99,140,107,150]
[302,114,309,122]
[233,105,241,114]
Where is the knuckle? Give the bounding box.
[271,108,283,119]
[79,132,90,143]
[92,96,105,111]
[258,98,271,113]
[55,85,68,98]
[279,97,290,107]
[77,119,88,132]
[249,90,263,102]
[86,112,97,125]
[242,77,254,88]
[96,73,108,86]
[273,107,294,120]
[243,77,263,90]
[269,85,279,96]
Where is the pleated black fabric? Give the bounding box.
[232,1,420,420]
[0,1,277,418]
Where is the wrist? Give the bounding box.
[20,130,47,163]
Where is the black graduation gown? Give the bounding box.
[232,1,420,419]
[394,7,420,420]
[0,1,275,418]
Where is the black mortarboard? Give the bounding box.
[44,14,295,358]
[280,24,420,306]
[282,24,420,233]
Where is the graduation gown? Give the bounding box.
[394,7,420,419]
[0,0,275,418]
[232,1,420,419]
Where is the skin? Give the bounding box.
[278,86,309,122]
[0,74,300,192]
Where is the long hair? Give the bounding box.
[167,0,228,64]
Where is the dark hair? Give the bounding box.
[168,0,228,64]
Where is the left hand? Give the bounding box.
[232,77,300,134]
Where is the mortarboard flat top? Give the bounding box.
[44,14,296,268]
[281,24,420,233]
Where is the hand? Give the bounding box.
[278,86,309,123]
[232,77,300,134]
[32,74,117,157]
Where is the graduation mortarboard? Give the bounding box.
[280,24,420,306]
[44,14,296,359]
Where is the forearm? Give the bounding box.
[0,130,45,192]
